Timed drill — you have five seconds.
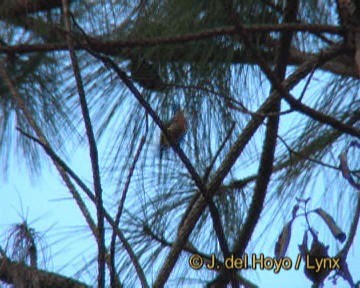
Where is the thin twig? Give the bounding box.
[298,65,316,102]
[110,132,147,288]
[179,122,236,243]
[0,246,6,257]
[277,135,340,170]
[61,2,105,287]
[203,122,236,182]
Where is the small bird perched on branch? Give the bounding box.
[160,108,188,159]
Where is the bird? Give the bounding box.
[159,108,188,159]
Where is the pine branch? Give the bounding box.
[0,257,89,288]
[110,133,147,288]
[0,23,343,52]
[239,0,296,250]
[62,1,105,287]
[213,2,299,286]
[203,122,236,182]
[0,28,357,78]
